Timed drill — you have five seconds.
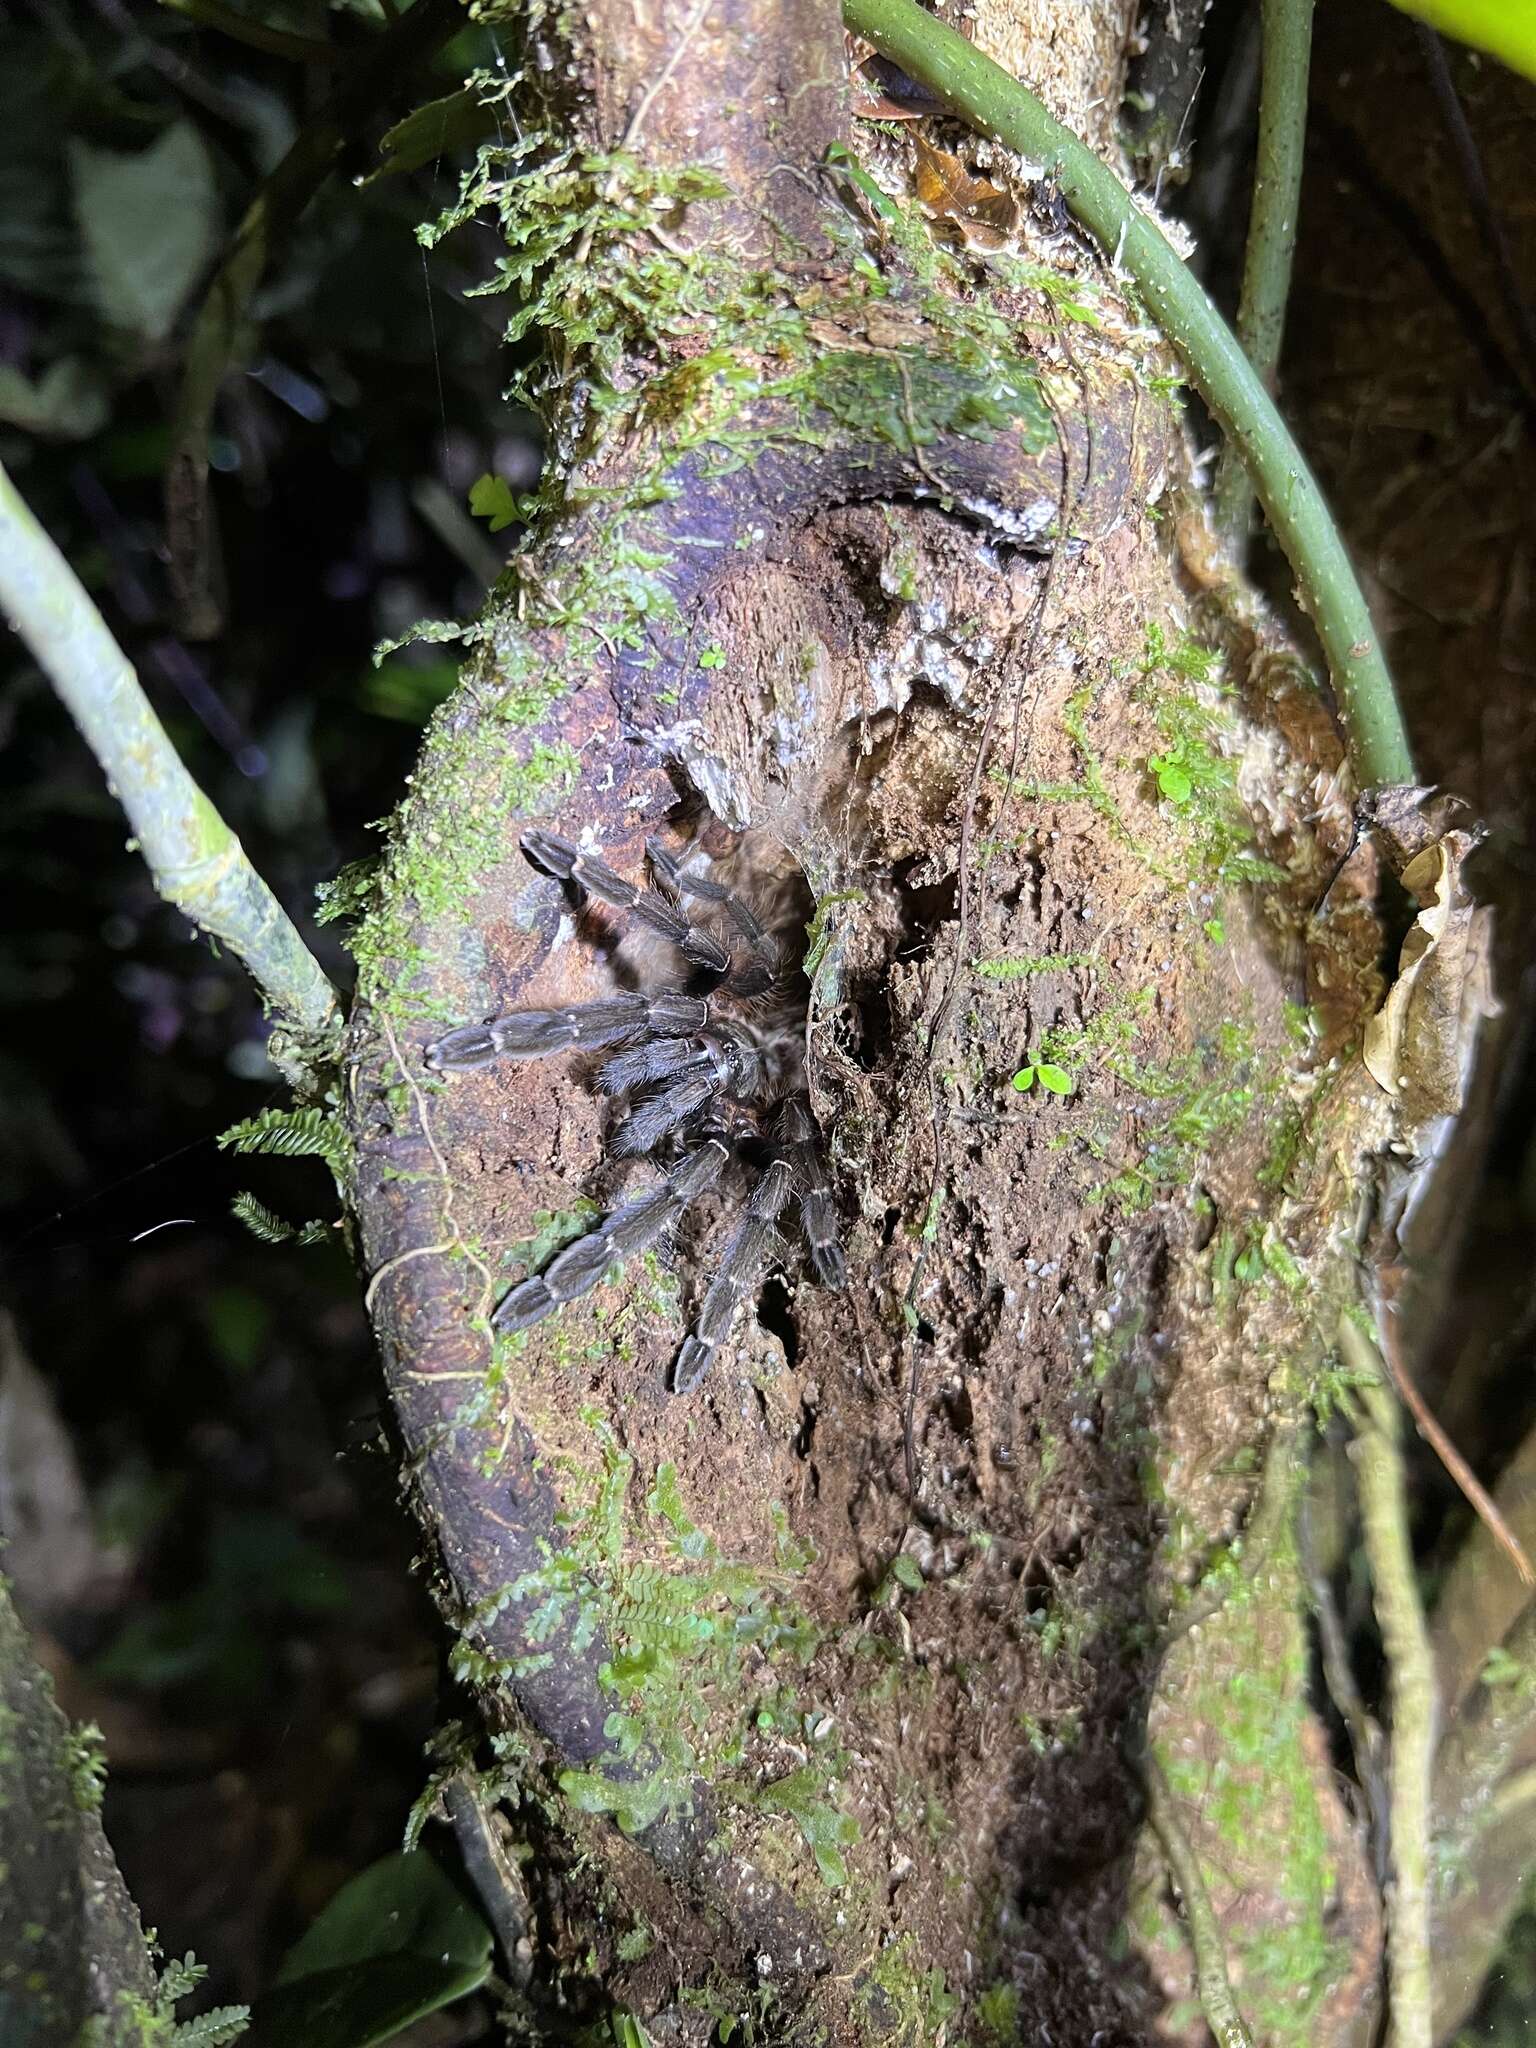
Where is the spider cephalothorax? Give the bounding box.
[425,828,845,1391]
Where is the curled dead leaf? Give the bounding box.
[1363,825,1498,1131]
[912,137,1020,253]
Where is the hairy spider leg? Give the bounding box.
[596,1037,709,1096]
[611,1032,768,1157]
[598,1023,766,1101]
[522,829,733,977]
[778,1096,847,1291]
[425,993,709,1073]
[492,1137,729,1334]
[672,1157,794,1393]
[645,837,782,995]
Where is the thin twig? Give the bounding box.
[0,456,340,1068]
[1212,0,1315,546]
[621,0,715,150]
[1300,1474,1391,1866]
[1375,1288,1535,1588]
[1414,23,1536,396]
[442,1771,535,1986]
[1340,1314,1437,2048]
[376,1011,496,1329]
[1143,1756,1255,2048]
[839,0,1415,790]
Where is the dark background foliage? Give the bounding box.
[1,0,1533,2035]
[0,0,533,2011]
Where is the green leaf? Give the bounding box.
[751,1766,858,1887]
[1010,1066,1036,1091]
[697,644,727,669]
[245,1853,491,2048]
[219,1106,350,1174]
[1234,1244,1264,1284]
[1384,0,1536,83]
[171,2007,250,2047]
[369,85,502,183]
[1034,1063,1073,1095]
[1149,753,1192,804]
[69,123,218,342]
[0,358,109,439]
[231,1191,331,1247]
[468,472,520,533]
[890,1553,924,1592]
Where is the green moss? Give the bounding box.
[995,623,1286,928]
[343,130,1083,1030]
[974,950,1096,980]
[856,1937,961,2045]
[104,1953,249,2048]
[1156,1512,1350,2042]
[62,1719,107,1813]
[994,681,1145,855]
[974,1982,1019,2041]
[678,1975,784,2045]
[343,693,580,1024]
[1075,1021,1264,1213]
[733,1762,860,1887]
[452,1417,850,1868]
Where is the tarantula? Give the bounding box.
[424,828,845,1391]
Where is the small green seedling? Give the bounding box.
[1011,1059,1074,1095]
[467,472,519,532]
[1147,749,1193,804]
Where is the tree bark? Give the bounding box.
[0,1579,161,2046]
[342,2,1404,2038]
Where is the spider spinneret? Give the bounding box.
[425,828,845,1391]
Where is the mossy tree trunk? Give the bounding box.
[341,1,1404,2039]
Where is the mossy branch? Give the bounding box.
[0,1572,161,2041]
[839,0,1415,791]
[1341,1315,1437,2048]
[1429,1597,1536,2039]
[1211,0,1316,544]
[0,456,341,1065]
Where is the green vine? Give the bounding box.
[839,0,1414,790]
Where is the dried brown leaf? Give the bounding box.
[1363,829,1498,1129]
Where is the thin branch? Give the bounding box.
[1375,1295,1534,1588]
[443,1770,535,1986]
[1341,1315,1437,2048]
[1414,24,1536,400]
[0,456,341,1062]
[1429,1597,1536,2041]
[1211,0,1315,545]
[1143,1755,1255,2048]
[838,0,1415,790]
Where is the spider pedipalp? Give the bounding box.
[424,828,845,1389]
